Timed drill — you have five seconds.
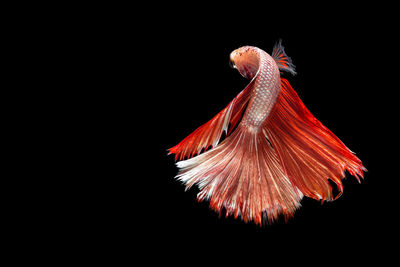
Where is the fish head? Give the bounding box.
[229,46,260,80]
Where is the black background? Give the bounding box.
[67,6,396,263]
[6,3,397,265]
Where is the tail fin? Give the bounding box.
[175,126,303,224]
[264,78,366,201]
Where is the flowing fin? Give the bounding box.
[272,40,296,75]
[175,126,303,224]
[263,78,366,201]
[168,82,253,161]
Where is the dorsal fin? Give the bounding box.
[272,39,296,75]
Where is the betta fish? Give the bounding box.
[168,41,366,225]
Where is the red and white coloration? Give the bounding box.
[169,41,366,225]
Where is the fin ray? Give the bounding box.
[272,39,296,75]
[263,78,366,200]
[168,82,253,160]
[175,126,303,224]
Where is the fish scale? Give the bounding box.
[241,50,280,128]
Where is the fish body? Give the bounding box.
[232,46,281,129]
[169,41,366,225]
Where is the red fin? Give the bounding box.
[168,82,253,161]
[271,39,296,75]
[264,78,366,201]
[175,126,303,225]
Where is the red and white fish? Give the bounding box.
[168,41,366,225]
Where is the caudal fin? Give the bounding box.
[175,126,303,224]
[264,78,366,201]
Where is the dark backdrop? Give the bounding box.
[83,7,394,262]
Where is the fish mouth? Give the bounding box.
[229,59,236,69]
